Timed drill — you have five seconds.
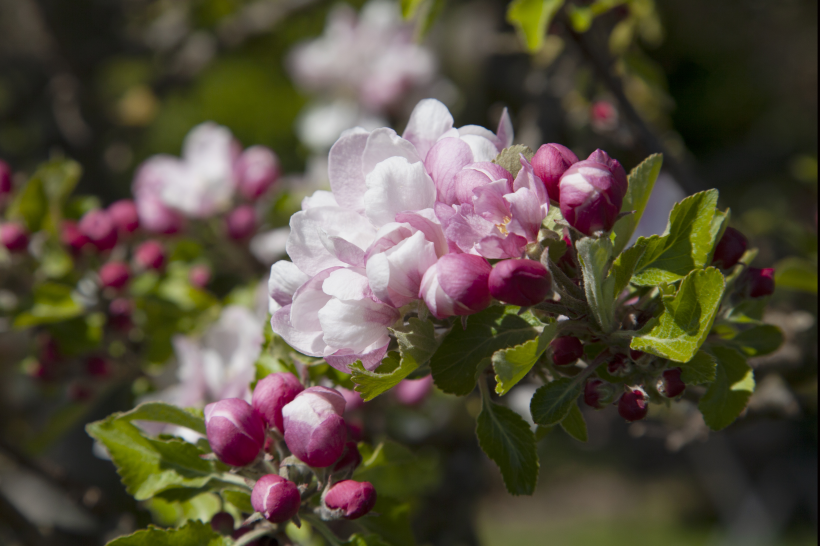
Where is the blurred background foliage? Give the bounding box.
[0,0,816,545]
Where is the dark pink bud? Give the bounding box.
[79,209,118,251]
[205,398,265,467]
[559,160,624,235]
[419,254,492,319]
[346,419,364,442]
[618,388,649,422]
[134,240,166,270]
[606,353,630,376]
[590,101,618,131]
[333,441,363,473]
[550,336,584,366]
[0,160,12,197]
[86,356,110,377]
[532,143,579,201]
[712,227,747,269]
[189,264,212,288]
[489,259,552,307]
[225,205,257,240]
[282,386,347,467]
[61,221,88,254]
[99,262,130,289]
[393,375,434,406]
[629,349,645,362]
[324,480,377,520]
[210,512,235,535]
[235,146,280,200]
[252,372,304,432]
[1,222,29,252]
[108,298,133,331]
[744,267,776,298]
[584,379,615,409]
[108,200,140,234]
[251,474,301,523]
[659,367,685,398]
[586,149,628,197]
[338,387,365,412]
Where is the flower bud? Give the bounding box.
[134,240,166,270]
[108,200,140,234]
[189,264,212,288]
[590,101,618,131]
[282,386,347,468]
[1,222,29,252]
[618,388,649,422]
[338,387,365,412]
[394,375,434,406]
[205,398,266,466]
[324,480,377,520]
[629,349,645,362]
[712,227,747,269]
[225,205,257,240]
[659,367,685,398]
[743,267,776,298]
[488,259,552,307]
[532,143,579,201]
[0,160,11,197]
[108,298,133,331]
[210,512,235,535]
[251,474,301,523]
[99,262,130,289]
[559,160,624,235]
[550,336,584,366]
[419,254,492,319]
[61,221,88,254]
[86,356,110,377]
[235,146,280,200]
[252,372,305,432]
[79,209,118,251]
[586,149,628,197]
[584,379,616,409]
[606,353,630,376]
[333,441,362,474]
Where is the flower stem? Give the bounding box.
[302,513,344,546]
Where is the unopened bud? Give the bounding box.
[584,379,616,409]
[79,209,118,251]
[108,200,140,234]
[61,221,88,254]
[712,227,747,269]
[251,474,301,523]
[99,262,130,289]
[1,222,29,252]
[333,441,362,474]
[134,240,166,270]
[419,254,492,319]
[189,264,211,288]
[86,356,110,377]
[282,386,347,468]
[225,205,257,240]
[550,336,584,366]
[742,267,776,298]
[659,367,686,398]
[586,149,628,197]
[393,375,434,406]
[488,259,552,307]
[210,512,235,535]
[324,480,377,520]
[559,159,624,235]
[606,354,630,376]
[0,160,11,197]
[531,143,579,202]
[235,146,280,200]
[618,388,649,422]
[338,387,365,412]
[252,372,304,432]
[204,398,265,466]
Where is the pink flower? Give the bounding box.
[559,158,624,235]
[251,474,301,523]
[79,209,118,251]
[252,373,305,432]
[324,480,377,520]
[712,227,747,269]
[108,200,140,234]
[134,240,166,270]
[419,254,492,319]
[235,146,280,200]
[204,398,265,466]
[531,143,578,201]
[488,259,552,307]
[99,262,130,289]
[0,222,28,252]
[282,386,347,467]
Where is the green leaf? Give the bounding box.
[729,324,784,357]
[356,497,416,546]
[678,350,717,385]
[116,402,207,436]
[37,158,82,207]
[7,173,47,232]
[14,282,84,328]
[610,243,645,297]
[430,306,542,396]
[392,317,439,365]
[40,239,73,278]
[221,490,253,514]
[492,145,535,178]
[105,520,227,546]
[576,237,616,332]
[611,154,663,255]
[698,347,755,431]
[631,268,726,362]
[507,0,565,52]
[773,257,818,294]
[86,417,230,501]
[559,403,588,443]
[630,190,720,286]
[706,208,731,264]
[530,377,582,426]
[476,392,539,495]
[354,440,439,499]
[343,534,391,546]
[492,321,561,395]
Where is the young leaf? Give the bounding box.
[354,440,439,499]
[630,190,720,286]
[492,144,534,178]
[559,403,588,443]
[7,174,47,232]
[86,417,231,501]
[730,324,784,357]
[530,377,583,426]
[679,350,717,385]
[611,154,663,255]
[576,237,616,332]
[13,282,84,328]
[476,390,539,495]
[116,402,206,436]
[492,321,561,395]
[392,317,439,365]
[630,268,726,363]
[698,346,755,431]
[706,208,731,264]
[610,243,645,297]
[356,497,416,546]
[430,306,541,396]
[506,0,565,52]
[221,490,253,514]
[105,520,227,546]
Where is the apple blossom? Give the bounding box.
[235,145,280,200]
[712,227,748,269]
[251,474,301,523]
[551,336,584,366]
[99,262,130,289]
[419,254,492,319]
[1,222,29,252]
[324,480,377,520]
[61,221,88,254]
[531,143,578,201]
[488,259,552,307]
[252,372,305,432]
[394,375,434,406]
[225,205,257,240]
[205,398,265,466]
[108,200,140,234]
[742,267,776,298]
[659,368,685,398]
[559,158,624,235]
[584,379,616,409]
[618,388,649,422]
[79,209,118,251]
[282,386,347,467]
[134,240,165,270]
[189,264,211,289]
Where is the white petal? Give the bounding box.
[271,305,328,357]
[322,268,370,300]
[287,207,376,276]
[269,260,310,308]
[318,298,398,353]
[460,134,499,163]
[362,128,421,175]
[250,227,290,265]
[290,269,337,332]
[301,190,338,209]
[364,157,436,227]
[328,127,369,212]
[402,99,454,160]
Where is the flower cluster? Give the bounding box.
[204,373,376,530]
